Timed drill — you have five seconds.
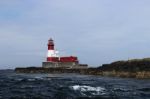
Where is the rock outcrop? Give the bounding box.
[97,58,150,78]
[15,58,150,79]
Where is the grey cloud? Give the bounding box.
[0,0,150,69]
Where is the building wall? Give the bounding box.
[42,62,87,69]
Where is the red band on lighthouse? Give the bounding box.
[48,38,54,50]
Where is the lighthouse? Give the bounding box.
[47,38,59,62]
[42,38,88,68]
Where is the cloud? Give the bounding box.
[0,0,150,68]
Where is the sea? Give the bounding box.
[0,70,150,99]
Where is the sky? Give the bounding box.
[0,0,150,69]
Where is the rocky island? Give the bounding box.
[15,38,150,79]
[97,58,150,79]
[15,58,150,79]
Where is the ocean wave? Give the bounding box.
[113,87,132,92]
[138,88,150,92]
[70,85,106,96]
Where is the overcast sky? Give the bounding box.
[0,0,150,69]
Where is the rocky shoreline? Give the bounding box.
[15,58,150,79]
[15,67,150,79]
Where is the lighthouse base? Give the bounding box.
[42,62,88,69]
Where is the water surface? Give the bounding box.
[0,70,150,99]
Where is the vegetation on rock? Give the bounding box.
[98,58,150,72]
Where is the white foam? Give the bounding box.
[15,78,23,81]
[71,85,106,92]
[35,76,43,79]
[71,85,107,96]
[28,78,35,81]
